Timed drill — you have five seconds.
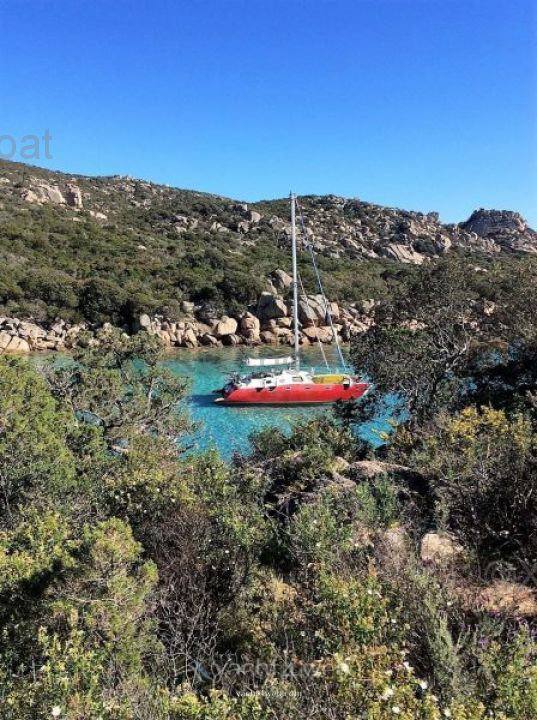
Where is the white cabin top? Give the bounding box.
[235,369,313,389]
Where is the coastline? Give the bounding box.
[0,302,372,356]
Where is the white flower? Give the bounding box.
[391,706,401,715]
[51,708,61,718]
[381,687,395,700]
[418,679,428,690]
[403,660,413,672]
[339,661,350,674]
[443,710,452,718]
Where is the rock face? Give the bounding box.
[22,183,66,205]
[139,314,152,330]
[379,243,425,265]
[65,184,83,208]
[247,210,262,223]
[462,209,527,237]
[240,312,260,342]
[0,317,89,354]
[20,180,84,209]
[298,299,317,325]
[460,209,537,254]
[257,292,288,321]
[271,268,293,290]
[215,316,238,338]
[4,336,31,353]
[88,209,107,221]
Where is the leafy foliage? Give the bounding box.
[1,261,537,717]
[0,164,392,325]
[44,328,190,448]
[408,407,537,577]
[351,257,537,426]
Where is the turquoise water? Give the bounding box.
[165,347,398,459]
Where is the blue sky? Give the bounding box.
[1,0,536,224]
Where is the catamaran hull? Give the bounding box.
[216,382,369,405]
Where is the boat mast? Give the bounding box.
[290,192,300,370]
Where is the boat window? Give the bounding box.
[292,376,303,383]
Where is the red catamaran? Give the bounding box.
[215,194,369,406]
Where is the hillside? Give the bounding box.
[0,159,535,335]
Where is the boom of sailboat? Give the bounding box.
[214,193,370,405]
[245,356,294,367]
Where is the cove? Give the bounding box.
[165,346,397,459]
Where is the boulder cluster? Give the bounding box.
[0,317,88,353]
[1,161,535,357]
[21,181,84,209]
[460,209,537,255]
[137,283,374,349]
[0,275,375,354]
[285,199,537,263]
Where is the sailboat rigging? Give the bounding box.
[214,193,370,405]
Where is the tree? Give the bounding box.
[351,257,537,428]
[0,357,75,527]
[44,328,190,449]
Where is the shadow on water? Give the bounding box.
[188,392,221,409]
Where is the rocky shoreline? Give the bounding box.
[0,280,374,355]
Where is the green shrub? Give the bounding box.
[0,356,76,523]
[412,407,537,575]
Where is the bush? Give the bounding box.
[0,356,76,524]
[411,407,537,576]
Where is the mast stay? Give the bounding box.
[290,192,300,370]
[295,197,347,371]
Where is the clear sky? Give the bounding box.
[1,0,536,224]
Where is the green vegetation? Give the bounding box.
[351,257,537,579]
[0,167,390,326]
[1,254,537,718]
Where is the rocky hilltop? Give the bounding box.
[0,159,535,353]
[1,159,535,265]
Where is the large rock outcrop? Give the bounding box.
[460,209,537,254]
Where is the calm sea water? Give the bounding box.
[165,346,398,459]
